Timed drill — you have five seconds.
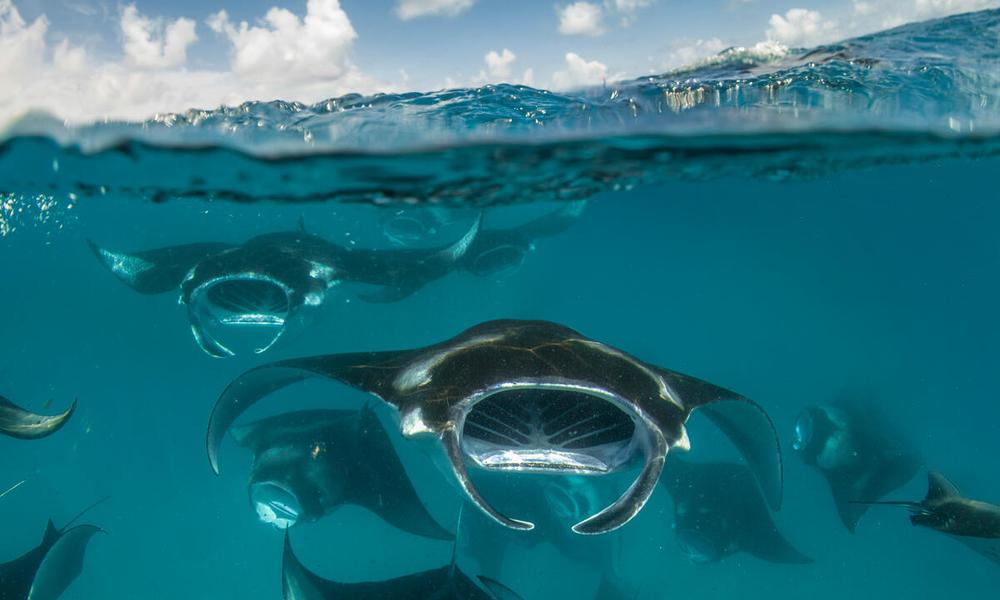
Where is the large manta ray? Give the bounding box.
[792,396,922,532]
[0,506,104,600]
[662,457,812,564]
[223,406,453,540]
[87,219,479,357]
[207,319,782,535]
[282,532,523,600]
[379,202,585,278]
[853,471,1000,566]
[0,396,76,440]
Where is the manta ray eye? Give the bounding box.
[469,245,526,278]
[792,411,814,451]
[250,482,302,530]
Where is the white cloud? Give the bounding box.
[207,0,356,84]
[395,0,475,19]
[557,2,605,36]
[472,48,535,86]
[913,0,999,15]
[609,0,653,26]
[551,51,608,89]
[663,37,728,70]
[765,8,839,47]
[0,0,47,79]
[121,4,197,69]
[845,0,1000,37]
[0,0,385,126]
[484,48,516,79]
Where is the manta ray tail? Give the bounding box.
[87,239,231,295]
[850,471,959,514]
[61,496,111,532]
[0,479,25,499]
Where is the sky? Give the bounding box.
[0,0,998,123]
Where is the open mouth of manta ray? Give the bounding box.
[461,386,638,474]
[468,245,526,278]
[448,381,665,535]
[188,275,293,357]
[251,481,302,530]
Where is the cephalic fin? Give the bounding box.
[442,427,534,531]
[572,447,667,535]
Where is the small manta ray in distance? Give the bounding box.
[853,471,1000,566]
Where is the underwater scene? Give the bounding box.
[3,6,1000,600]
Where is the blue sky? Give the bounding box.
[0,0,997,122]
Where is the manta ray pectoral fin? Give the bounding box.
[28,524,104,600]
[207,351,410,475]
[477,575,526,600]
[696,397,783,511]
[442,427,534,531]
[348,406,455,541]
[86,239,231,295]
[282,532,335,600]
[572,450,667,535]
[0,396,77,440]
[927,471,960,502]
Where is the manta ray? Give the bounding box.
[460,202,585,278]
[792,396,922,532]
[282,531,523,600]
[222,406,452,540]
[0,396,76,440]
[207,319,782,535]
[378,202,585,278]
[0,503,104,600]
[662,457,812,564]
[87,219,479,357]
[853,471,1000,566]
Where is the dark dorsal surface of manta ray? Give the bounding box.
[0,509,104,600]
[852,471,1000,566]
[792,396,922,532]
[227,406,453,540]
[0,396,76,440]
[661,457,812,565]
[460,202,585,279]
[87,218,480,357]
[207,319,783,535]
[378,202,585,278]
[282,532,523,600]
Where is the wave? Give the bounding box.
[0,9,999,206]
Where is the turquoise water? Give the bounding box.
[2,8,1000,600]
